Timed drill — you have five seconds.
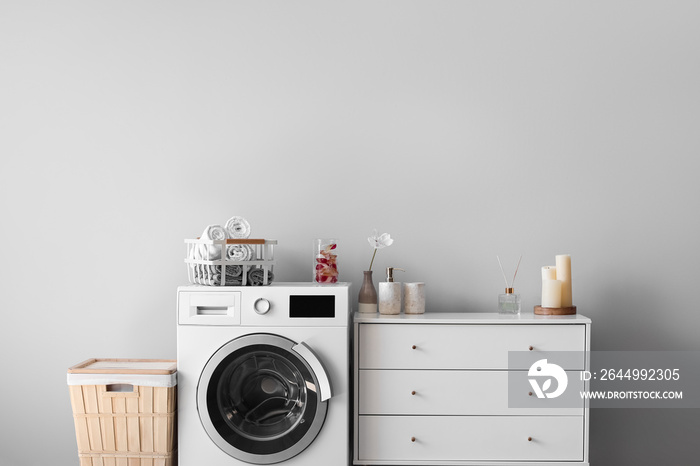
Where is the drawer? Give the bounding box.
[178,291,241,326]
[359,370,584,415]
[358,415,584,462]
[358,324,585,369]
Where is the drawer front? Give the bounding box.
[358,415,584,462]
[359,370,584,415]
[178,291,241,326]
[359,324,585,369]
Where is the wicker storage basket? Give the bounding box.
[67,359,177,466]
[184,238,277,286]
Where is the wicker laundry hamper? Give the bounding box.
[67,359,177,466]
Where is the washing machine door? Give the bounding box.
[197,333,332,464]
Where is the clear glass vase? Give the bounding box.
[498,288,521,314]
[313,239,339,284]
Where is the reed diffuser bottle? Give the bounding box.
[497,255,522,314]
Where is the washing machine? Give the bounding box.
[177,283,350,465]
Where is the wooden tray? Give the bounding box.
[534,305,577,315]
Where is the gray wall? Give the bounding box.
[1,1,698,465]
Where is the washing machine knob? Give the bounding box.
[254,298,271,315]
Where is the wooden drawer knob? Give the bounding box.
[411,437,416,443]
[411,390,417,396]
[411,345,417,350]
[529,392,533,396]
[528,437,533,442]
[529,346,534,351]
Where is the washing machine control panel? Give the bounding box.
[251,295,336,318]
[179,284,349,326]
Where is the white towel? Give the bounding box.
[203,224,228,241]
[226,244,254,261]
[197,224,228,260]
[225,216,251,239]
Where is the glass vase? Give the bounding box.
[498,288,521,314]
[313,239,339,284]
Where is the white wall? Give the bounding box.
[1,1,699,465]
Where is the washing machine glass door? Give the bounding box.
[198,333,331,464]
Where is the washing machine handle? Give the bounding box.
[292,342,332,402]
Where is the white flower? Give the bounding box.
[367,230,393,271]
[368,230,393,249]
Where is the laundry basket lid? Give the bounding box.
[67,358,177,387]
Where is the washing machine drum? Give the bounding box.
[198,334,332,464]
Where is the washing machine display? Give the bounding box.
[198,334,331,464]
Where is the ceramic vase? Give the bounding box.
[358,271,378,313]
[403,282,425,314]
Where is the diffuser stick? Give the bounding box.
[496,256,509,288]
[512,255,522,287]
[497,255,522,314]
[497,255,522,288]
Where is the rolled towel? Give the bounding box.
[210,270,242,286]
[193,265,215,285]
[194,264,242,279]
[248,267,274,286]
[188,263,199,283]
[211,275,242,286]
[203,224,228,241]
[188,244,204,261]
[226,244,254,261]
[205,265,218,285]
[195,264,241,276]
[193,265,266,286]
[223,264,243,278]
[197,224,228,260]
[195,269,243,286]
[225,216,251,239]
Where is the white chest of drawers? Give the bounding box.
[353,312,591,466]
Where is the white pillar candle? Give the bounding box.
[555,254,572,307]
[541,266,557,281]
[403,282,425,314]
[541,266,558,307]
[542,279,563,308]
